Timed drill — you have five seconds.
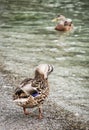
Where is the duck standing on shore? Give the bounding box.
[52,15,73,31]
[13,64,53,119]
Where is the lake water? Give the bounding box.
[0,0,89,121]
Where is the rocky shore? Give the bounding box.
[0,66,89,130]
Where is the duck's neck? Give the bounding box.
[35,74,44,81]
[32,74,48,90]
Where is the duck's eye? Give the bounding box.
[57,15,60,17]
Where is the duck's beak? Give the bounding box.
[52,18,59,22]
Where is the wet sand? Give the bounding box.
[0,65,89,130]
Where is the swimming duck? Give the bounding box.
[52,15,73,31]
[13,64,53,119]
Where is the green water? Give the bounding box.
[0,0,89,121]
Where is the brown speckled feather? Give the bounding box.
[13,64,53,118]
[13,77,49,108]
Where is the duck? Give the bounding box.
[52,15,73,31]
[13,64,53,119]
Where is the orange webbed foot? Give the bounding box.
[23,107,30,115]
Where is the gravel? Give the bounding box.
[0,68,89,130]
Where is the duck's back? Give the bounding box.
[13,78,49,108]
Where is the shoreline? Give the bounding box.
[0,66,89,130]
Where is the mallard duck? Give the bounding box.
[52,15,73,31]
[13,64,53,119]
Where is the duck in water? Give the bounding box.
[52,15,73,31]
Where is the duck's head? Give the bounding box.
[35,64,53,80]
[52,15,66,22]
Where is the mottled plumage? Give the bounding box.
[52,15,73,31]
[13,64,53,119]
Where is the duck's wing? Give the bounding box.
[13,78,39,100]
[20,78,33,87]
[21,83,38,96]
[13,87,28,100]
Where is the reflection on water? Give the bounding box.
[0,0,89,121]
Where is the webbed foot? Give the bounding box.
[23,107,30,115]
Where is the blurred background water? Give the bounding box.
[0,0,89,121]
